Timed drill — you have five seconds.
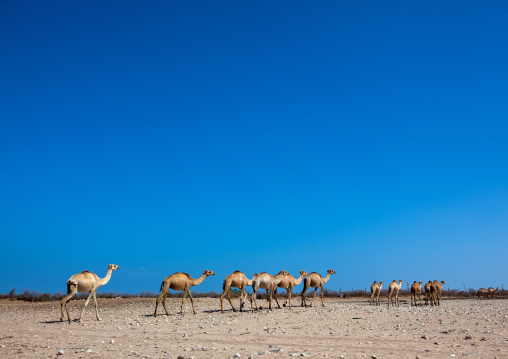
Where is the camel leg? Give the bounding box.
[301,287,308,307]
[320,285,326,307]
[273,288,281,309]
[288,288,292,309]
[93,292,101,321]
[310,287,318,307]
[266,289,272,310]
[240,287,247,312]
[60,286,77,322]
[251,290,258,311]
[387,292,391,307]
[78,291,95,321]
[154,291,164,317]
[226,290,236,312]
[187,290,196,314]
[162,292,171,316]
[180,289,187,315]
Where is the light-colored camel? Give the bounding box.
[248,272,287,312]
[220,270,256,313]
[487,287,499,299]
[478,288,488,300]
[410,281,423,306]
[60,264,120,323]
[154,270,215,317]
[424,281,432,305]
[301,270,335,307]
[387,280,403,307]
[430,280,445,306]
[369,281,384,306]
[272,270,308,309]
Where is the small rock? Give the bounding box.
[421,335,428,340]
[301,354,310,357]
[110,339,115,344]
[372,356,378,359]
[234,354,241,358]
[57,350,64,355]
[465,335,473,340]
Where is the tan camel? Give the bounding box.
[248,272,287,312]
[430,280,445,306]
[301,270,335,307]
[410,281,423,306]
[369,281,384,306]
[487,286,499,299]
[272,270,308,309]
[220,270,256,313]
[478,288,488,300]
[424,281,432,305]
[154,270,215,317]
[60,264,120,323]
[387,280,403,307]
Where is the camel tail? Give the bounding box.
[159,281,164,292]
[223,280,226,291]
[66,280,76,295]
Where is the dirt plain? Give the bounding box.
[0,296,506,359]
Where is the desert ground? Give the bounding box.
[0,297,506,359]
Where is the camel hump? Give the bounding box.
[233,270,243,274]
[81,270,91,274]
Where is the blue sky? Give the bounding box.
[1,1,507,295]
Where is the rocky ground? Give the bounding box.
[0,297,506,359]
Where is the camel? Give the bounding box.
[430,280,445,306]
[478,288,488,300]
[220,270,256,313]
[387,280,403,307]
[272,270,308,309]
[60,264,120,323]
[487,287,499,299]
[369,281,384,306]
[301,270,335,307]
[154,270,215,317]
[410,281,423,306]
[424,281,432,305]
[248,272,287,312]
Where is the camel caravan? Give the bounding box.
[58,264,498,322]
[369,280,446,307]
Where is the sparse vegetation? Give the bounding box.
[2,287,505,302]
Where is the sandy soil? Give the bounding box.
[0,297,506,359]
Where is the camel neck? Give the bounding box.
[190,274,207,286]
[322,273,332,283]
[97,268,113,287]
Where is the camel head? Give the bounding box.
[300,271,308,277]
[419,281,422,285]
[108,264,120,271]
[379,281,384,286]
[327,269,336,275]
[253,273,260,277]
[399,280,403,285]
[203,270,215,277]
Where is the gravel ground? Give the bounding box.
[0,297,506,359]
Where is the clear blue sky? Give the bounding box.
[1,1,507,295]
